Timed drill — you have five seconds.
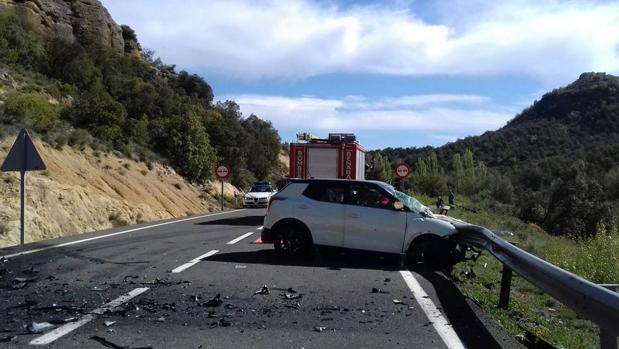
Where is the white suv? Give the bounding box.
[262,179,465,267]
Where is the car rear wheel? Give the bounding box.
[407,235,463,269]
[273,223,312,257]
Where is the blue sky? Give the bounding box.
[101,0,619,149]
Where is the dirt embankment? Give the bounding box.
[0,136,240,247]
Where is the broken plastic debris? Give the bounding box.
[28,322,55,334]
[281,293,302,300]
[104,321,116,327]
[0,335,16,343]
[205,294,223,307]
[392,299,405,305]
[371,287,389,294]
[234,264,247,269]
[254,285,269,295]
[313,326,327,332]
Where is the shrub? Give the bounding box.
[3,93,60,132]
[546,225,619,283]
[68,128,92,147]
[0,12,46,68]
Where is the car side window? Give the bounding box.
[302,182,347,204]
[347,184,393,210]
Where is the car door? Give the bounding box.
[298,181,347,247]
[343,183,407,253]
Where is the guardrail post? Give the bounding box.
[600,284,618,349]
[499,264,513,309]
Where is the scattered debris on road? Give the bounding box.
[104,321,116,327]
[28,321,55,334]
[254,285,269,295]
[90,335,152,349]
[234,265,247,269]
[313,326,327,332]
[281,293,302,300]
[371,287,389,294]
[0,335,16,343]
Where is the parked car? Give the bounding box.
[262,179,465,267]
[243,181,276,208]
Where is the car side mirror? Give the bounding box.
[393,201,405,210]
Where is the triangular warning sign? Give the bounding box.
[1,128,46,172]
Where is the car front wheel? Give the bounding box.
[407,235,463,269]
[273,223,312,257]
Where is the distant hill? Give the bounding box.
[377,73,619,237]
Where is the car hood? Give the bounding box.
[245,192,273,199]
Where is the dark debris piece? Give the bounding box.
[0,335,16,343]
[22,266,39,275]
[209,318,231,328]
[193,294,223,307]
[254,285,270,295]
[89,336,152,349]
[371,287,389,294]
[281,293,303,300]
[313,326,327,332]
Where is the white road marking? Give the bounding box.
[2,210,246,259]
[399,271,466,349]
[226,232,254,245]
[171,250,219,273]
[30,287,149,345]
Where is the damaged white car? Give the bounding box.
[262,179,466,267]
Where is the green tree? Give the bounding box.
[150,111,216,182]
[410,152,447,195]
[63,84,127,146]
[366,152,393,182]
[242,114,280,180]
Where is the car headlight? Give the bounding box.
[245,195,253,200]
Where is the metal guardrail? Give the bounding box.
[452,223,619,348]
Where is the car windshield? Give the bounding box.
[376,182,427,214]
[250,185,272,193]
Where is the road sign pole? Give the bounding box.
[220,180,224,211]
[20,170,25,245]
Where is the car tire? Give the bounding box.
[273,222,312,257]
[407,235,462,269]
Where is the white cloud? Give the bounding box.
[221,93,518,138]
[103,0,619,83]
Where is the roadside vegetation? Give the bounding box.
[413,193,617,349]
[0,11,282,189]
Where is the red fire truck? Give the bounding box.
[289,133,366,180]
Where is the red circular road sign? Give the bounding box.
[395,163,411,179]
[215,164,232,180]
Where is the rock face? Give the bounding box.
[0,0,136,56]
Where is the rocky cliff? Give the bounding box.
[0,0,139,56]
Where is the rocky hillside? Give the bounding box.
[0,132,240,247]
[0,0,139,56]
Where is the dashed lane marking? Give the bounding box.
[30,287,150,345]
[399,270,466,349]
[226,232,254,245]
[2,210,246,260]
[171,250,219,273]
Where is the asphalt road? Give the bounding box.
[0,209,524,348]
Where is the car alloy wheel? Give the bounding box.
[274,225,311,256]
